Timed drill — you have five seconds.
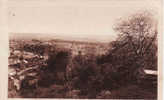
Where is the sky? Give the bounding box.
[8,0,160,42]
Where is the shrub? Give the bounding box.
[42,49,72,84]
[70,52,119,98]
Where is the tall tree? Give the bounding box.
[111,11,158,77]
[114,11,157,57]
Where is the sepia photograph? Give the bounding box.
[7,0,161,99]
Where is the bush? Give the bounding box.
[37,48,72,87]
[69,54,99,96]
[69,52,124,98]
[47,50,71,71]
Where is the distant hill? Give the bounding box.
[9,33,116,43]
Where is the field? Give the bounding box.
[8,37,157,99]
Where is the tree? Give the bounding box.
[110,11,158,78]
[114,11,157,55]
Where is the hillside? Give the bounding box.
[9,33,116,43]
